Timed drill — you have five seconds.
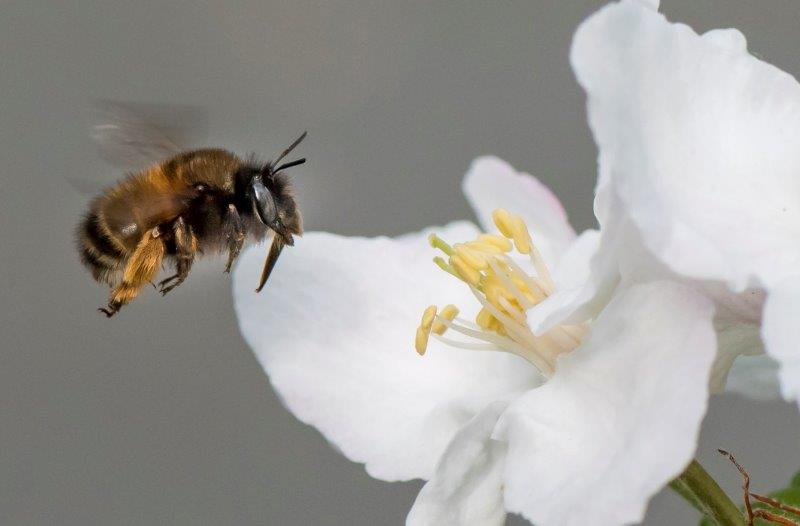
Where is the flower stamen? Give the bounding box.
[415,305,437,356]
[415,208,585,377]
[432,304,459,335]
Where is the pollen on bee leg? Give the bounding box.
[432,304,459,335]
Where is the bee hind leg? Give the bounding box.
[98,304,119,318]
[101,227,165,317]
[223,204,245,273]
[159,217,196,296]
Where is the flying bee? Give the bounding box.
[77,102,305,317]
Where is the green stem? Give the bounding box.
[670,459,746,526]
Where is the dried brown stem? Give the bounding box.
[752,494,800,518]
[753,509,800,526]
[719,449,755,525]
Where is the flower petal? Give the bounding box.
[704,283,765,393]
[571,0,800,291]
[406,402,508,526]
[724,355,781,401]
[233,222,540,481]
[552,229,600,291]
[527,228,607,336]
[498,281,716,526]
[762,275,800,404]
[462,156,576,267]
[527,208,635,334]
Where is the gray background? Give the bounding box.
[2,1,800,524]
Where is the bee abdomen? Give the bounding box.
[79,211,125,284]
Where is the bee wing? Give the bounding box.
[91,100,208,170]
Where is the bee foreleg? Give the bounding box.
[159,217,197,296]
[223,204,245,273]
[101,227,165,317]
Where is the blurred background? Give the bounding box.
[3,1,800,524]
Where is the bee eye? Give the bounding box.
[251,178,278,224]
[193,183,207,192]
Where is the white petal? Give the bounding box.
[571,0,800,291]
[762,276,800,404]
[406,402,508,526]
[724,355,781,401]
[531,212,766,399]
[709,321,764,394]
[233,222,540,481]
[528,228,605,333]
[702,28,747,53]
[552,229,600,291]
[462,156,576,267]
[705,284,765,393]
[527,209,636,334]
[498,281,716,526]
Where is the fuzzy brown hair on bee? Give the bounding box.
[77,123,306,318]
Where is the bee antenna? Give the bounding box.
[271,131,307,168]
[274,158,306,173]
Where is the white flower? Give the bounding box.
[233,157,718,525]
[535,0,792,403]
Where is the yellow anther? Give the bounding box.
[415,326,431,355]
[454,244,488,270]
[432,304,459,335]
[465,241,503,255]
[484,274,513,298]
[415,306,438,355]
[477,233,512,252]
[492,209,514,238]
[509,215,532,255]
[429,234,454,256]
[450,255,482,286]
[476,307,494,329]
[421,305,437,331]
[484,283,506,309]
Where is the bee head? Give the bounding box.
[249,132,307,293]
[250,132,306,246]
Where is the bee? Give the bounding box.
[77,103,305,317]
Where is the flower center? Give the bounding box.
[414,209,586,377]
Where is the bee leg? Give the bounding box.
[98,305,119,318]
[223,204,245,273]
[159,217,196,296]
[157,274,179,288]
[101,227,165,317]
